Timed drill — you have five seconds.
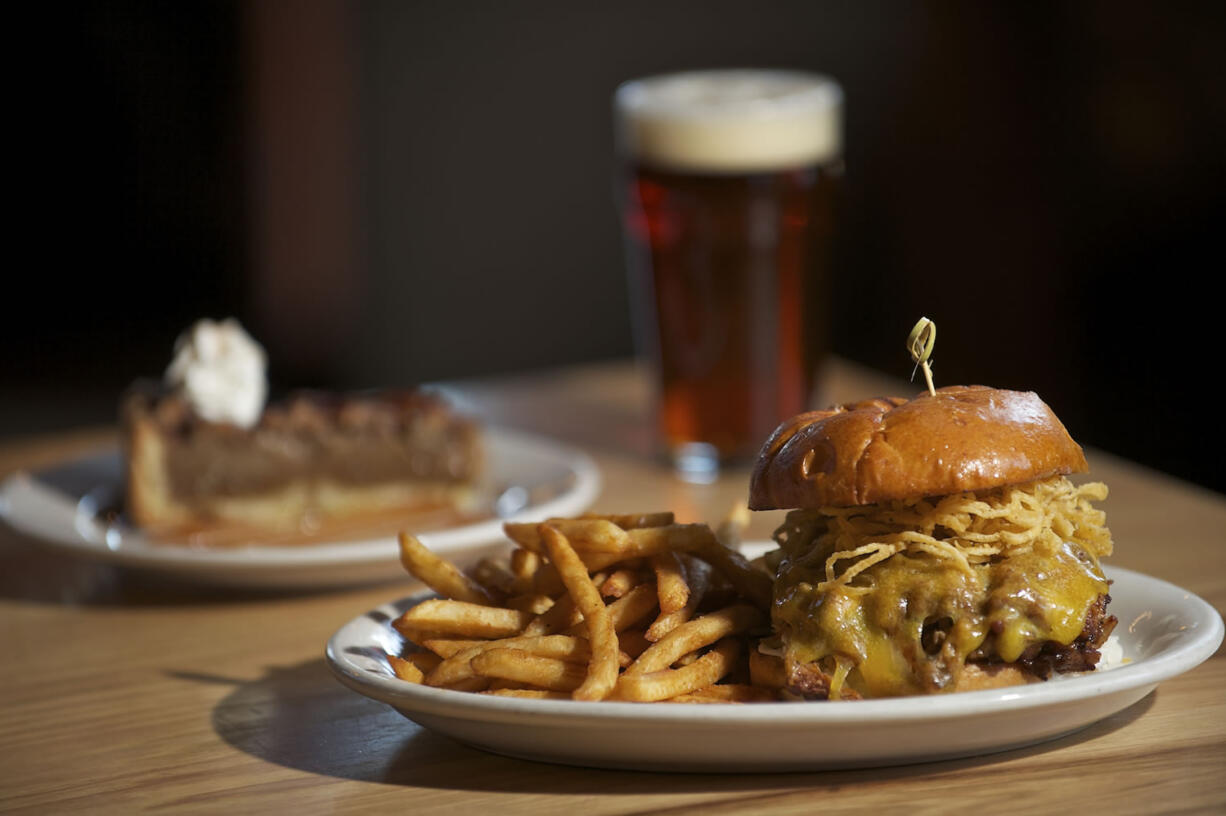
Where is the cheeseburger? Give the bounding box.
[749,386,1116,699]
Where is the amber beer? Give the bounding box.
[615,70,842,474]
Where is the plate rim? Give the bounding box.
[325,564,1224,726]
[0,425,602,571]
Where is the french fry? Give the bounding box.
[614,638,742,702]
[511,522,706,561]
[504,593,556,615]
[404,651,443,674]
[609,524,712,555]
[388,654,424,683]
[626,604,766,676]
[521,591,580,637]
[522,568,622,632]
[573,525,719,572]
[388,510,787,705]
[485,677,526,691]
[479,688,571,700]
[541,525,620,701]
[646,557,711,641]
[389,629,460,646]
[505,514,675,552]
[470,648,587,692]
[583,553,651,573]
[504,518,629,553]
[564,582,658,636]
[509,548,541,595]
[554,519,631,551]
[605,583,659,632]
[502,522,541,551]
[408,667,489,692]
[748,648,787,689]
[398,533,496,606]
[667,683,779,703]
[650,551,689,614]
[418,638,484,659]
[599,568,641,599]
[426,635,590,688]
[582,511,674,529]
[393,599,531,639]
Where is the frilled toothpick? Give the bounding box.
[907,317,937,397]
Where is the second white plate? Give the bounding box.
[0,427,600,588]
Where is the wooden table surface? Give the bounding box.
[1,358,1223,814]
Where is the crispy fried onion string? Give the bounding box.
[774,477,1111,593]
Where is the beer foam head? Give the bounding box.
[615,69,843,174]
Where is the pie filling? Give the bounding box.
[122,386,482,535]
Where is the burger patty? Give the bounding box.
[1006,593,1117,679]
[786,662,861,700]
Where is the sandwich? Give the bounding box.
[748,385,1116,699]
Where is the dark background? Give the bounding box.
[5,1,1223,493]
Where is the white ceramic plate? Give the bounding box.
[326,564,1223,772]
[0,427,600,588]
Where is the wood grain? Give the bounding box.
[1,357,1223,814]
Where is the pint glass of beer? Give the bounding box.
[614,70,843,480]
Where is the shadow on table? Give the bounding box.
[202,657,1155,794]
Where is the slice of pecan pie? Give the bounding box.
[120,319,481,541]
[122,386,482,539]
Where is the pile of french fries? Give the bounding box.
[387,511,788,702]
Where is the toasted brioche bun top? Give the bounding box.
[748,385,1088,510]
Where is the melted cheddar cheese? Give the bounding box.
[771,477,1112,698]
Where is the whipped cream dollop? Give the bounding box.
[164,318,268,428]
